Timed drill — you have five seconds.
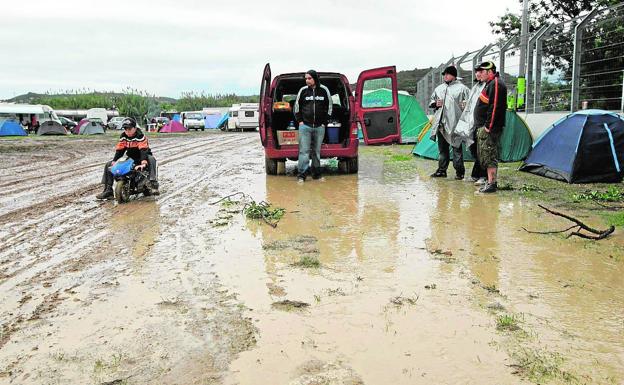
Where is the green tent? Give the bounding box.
[411,110,533,162]
[360,89,429,143]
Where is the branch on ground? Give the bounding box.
[522,205,615,241]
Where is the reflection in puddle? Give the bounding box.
[110,200,161,268]
[215,155,524,385]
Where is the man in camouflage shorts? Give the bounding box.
[473,61,508,193]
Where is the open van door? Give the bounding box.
[354,66,401,145]
[259,63,271,146]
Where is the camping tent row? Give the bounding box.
[359,89,429,144]
[520,110,624,183]
[412,110,534,163]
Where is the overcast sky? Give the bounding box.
[1,0,520,99]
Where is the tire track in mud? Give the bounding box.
[0,135,257,288]
[0,138,257,357]
[0,135,253,220]
[0,135,231,191]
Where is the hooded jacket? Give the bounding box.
[429,79,470,147]
[474,72,507,133]
[112,128,153,164]
[294,71,333,127]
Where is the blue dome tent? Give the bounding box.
[520,110,624,183]
[0,120,27,136]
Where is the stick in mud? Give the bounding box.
[523,205,615,240]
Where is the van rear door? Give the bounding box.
[259,63,271,146]
[354,66,401,144]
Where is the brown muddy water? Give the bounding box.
[0,132,622,385]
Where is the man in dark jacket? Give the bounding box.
[294,69,332,182]
[473,61,508,193]
[96,118,158,199]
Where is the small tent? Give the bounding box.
[37,120,67,135]
[79,121,105,135]
[0,120,27,136]
[520,110,624,183]
[216,114,229,130]
[412,110,533,162]
[74,118,89,134]
[159,120,187,133]
[359,89,429,144]
[204,113,224,129]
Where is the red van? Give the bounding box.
[259,63,401,175]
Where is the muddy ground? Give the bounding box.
[0,131,622,385]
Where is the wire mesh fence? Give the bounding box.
[415,3,624,114]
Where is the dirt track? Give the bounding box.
[1,132,623,385]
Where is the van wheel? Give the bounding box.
[339,157,358,174]
[265,156,278,175]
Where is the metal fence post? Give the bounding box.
[571,9,599,112]
[526,25,548,112]
[455,51,470,82]
[534,24,554,113]
[499,36,518,81]
[621,70,624,112]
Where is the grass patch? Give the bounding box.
[602,211,624,227]
[510,348,578,384]
[496,314,522,332]
[387,154,413,162]
[243,200,285,227]
[573,186,624,202]
[220,198,240,208]
[292,255,321,269]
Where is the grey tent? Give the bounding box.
[37,120,67,135]
[79,121,105,135]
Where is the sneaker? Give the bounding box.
[474,177,486,186]
[96,186,113,200]
[430,171,447,178]
[297,177,305,184]
[479,182,497,193]
[455,174,464,180]
[312,173,322,180]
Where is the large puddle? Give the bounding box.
[203,151,624,384]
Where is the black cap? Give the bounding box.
[441,66,458,78]
[121,117,136,129]
[475,61,496,72]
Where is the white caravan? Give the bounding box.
[0,103,60,125]
[237,103,259,131]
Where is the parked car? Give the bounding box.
[181,112,204,130]
[107,116,127,130]
[259,63,401,175]
[58,116,77,131]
